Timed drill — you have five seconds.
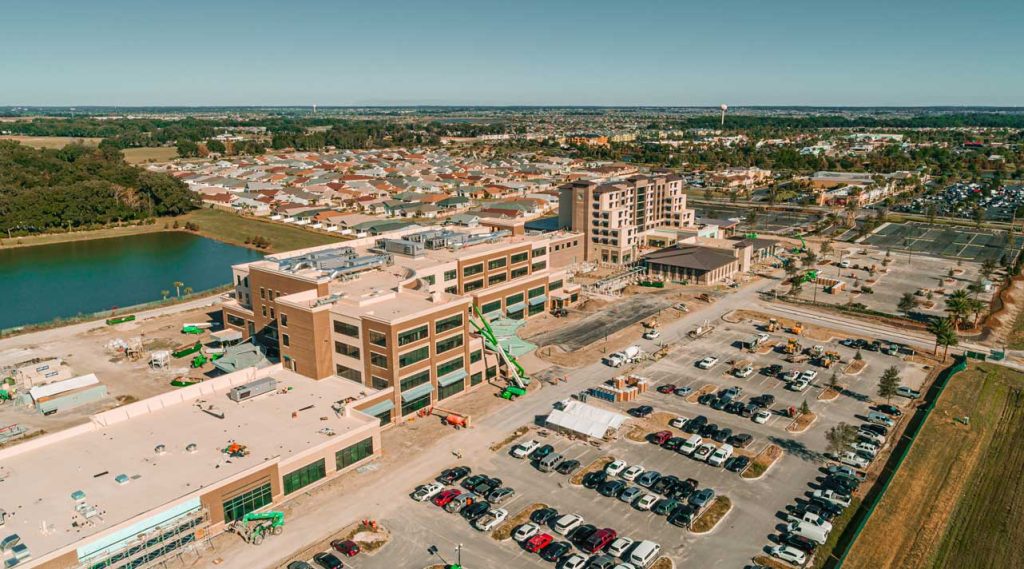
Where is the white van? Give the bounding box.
[707,444,734,467]
[679,435,702,456]
[538,453,564,473]
[788,519,830,544]
[628,540,662,568]
[867,412,895,428]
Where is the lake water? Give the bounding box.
[0,232,263,330]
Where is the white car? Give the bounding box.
[857,429,886,445]
[560,554,588,569]
[473,508,508,531]
[770,544,807,565]
[838,451,870,469]
[411,482,445,502]
[800,370,819,382]
[510,439,540,459]
[782,370,801,382]
[606,537,635,558]
[613,564,638,569]
[621,465,645,481]
[788,378,809,392]
[605,460,628,477]
[694,442,717,461]
[853,441,879,457]
[669,416,688,429]
[553,513,584,535]
[643,329,661,340]
[697,356,719,369]
[752,409,772,424]
[513,522,541,542]
[813,489,852,508]
[634,493,659,511]
[756,333,771,343]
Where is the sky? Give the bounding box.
[2,0,1022,107]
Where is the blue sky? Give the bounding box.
[2,0,1021,106]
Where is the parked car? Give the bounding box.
[876,404,903,416]
[667,478,699,501]
[649,430,672,445]
[652,474,679,494]
[514,522,542,542]
[629,405,654,418]
[438,466,471,484]
[668,503,697,528]
[861,423,889,436]
[708,444,734,467]
[689,488,715,510]
[636,470,661,488]
[669,416,688,428]
[867,412,896,428]
[697,355,720,369]
[826,465,866,480]
[782,370,801,382]
[800,370,818,382]
[461,500,491,521]
[699,423,719,437]
[287,562,313,569]
[557,459,581,475]
[525,533,554,553]
[653,498,680,516]
[460,474,485,490]
[725,455,750,472]
[569,524,597,547]
[813,489,852,508]
[622,465,645,481]
[539,541,572,562]
[605,460,628,476]
[763,364,783,376]
[411,482,445,502]
[583,470,608,489]
[488,487,516,505]
[674,386,693,397]
[662,437,686,451]
[781,532,818,554]
[753,409,772,424]
[693,442,716,460]
[331,540,360,557]
[644,329,661,340]
[635,492,659,511]
[656,384,676,394]
[606,536,635,558]
[769,544,808,565]
[712,427,732,443]
[857,429,886,445]
[582,528,618,554]
[599,480,627,498]
[474,508,508,531]
[560,554,588,569]
[532,507,560,525]
[511,440,540,459]
[789,378,810,392]
[838,451,870,469]
[313,553,344,569]
[619,486,643,503]
[531,444,555,460]
[684,415,708,433]
[432,489,461,507]
[896,386,921,398]
[728,433,754,448]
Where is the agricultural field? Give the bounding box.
[175,208,344,253]
[0,135,102,148]
[845,362,1024,569]
[122,146,179,164]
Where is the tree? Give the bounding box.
[927,317,959,360]
[945,288,971,329]
[826,422,858,456]
[897,292,917,316]
[803,249,818,267]
[176,140,199,158]
[183,286,193,296]
[205,139,226,154]
[800,399,811,416]
[173,281,184,298]
[974,205,985,229]
[161,290,170,300]
[820,240,833,256]
[981,258,997,280]
[747,209,758,225]
[828,372,840,392]
[878,365,901,403]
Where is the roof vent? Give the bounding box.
[114,474,130,485]
[71,490,86,501]
[186,443,198,454]
[154,444,167,455]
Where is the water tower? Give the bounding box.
[720,104,728,127]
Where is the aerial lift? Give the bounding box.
[470,305,529,399]
[235,511,285,545]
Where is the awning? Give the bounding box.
[529,294,547,306]
[437,369,468,387]
[483,310,502,321]
[361,399,395,416]
[506,302,526,314]
[211,329,243,342]
[401,382,434,402]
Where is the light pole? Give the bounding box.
[456,543,463,568]
[427,545,448,567]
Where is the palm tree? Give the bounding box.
[173,281,184,298]
[161,290,170,300]
[183,286,193,297]
[927,317,959,361]
[945,289,971,330]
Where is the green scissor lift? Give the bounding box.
[237,511,285,545]
[470,305,529,399]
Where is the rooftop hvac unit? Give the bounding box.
[227,377,277,403]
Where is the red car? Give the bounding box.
[582,528,618,554]
[657,384,677,394]
[650,430,672,445]
[432,489,461,507]
[331,539,360,557]
[525,533,553,553]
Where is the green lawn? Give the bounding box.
[177,208,343,253]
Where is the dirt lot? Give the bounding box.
[845,362,1024,569]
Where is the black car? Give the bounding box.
[728,433,754,448]
[668,503,697,527]
[582,470,608,489]
[780,532,818,554]
[652,474,680,494]
[712,427,732,443]
[764,364,783,376]
[824,474,860,494]
[710,398,728,411]
[439,466,471,484]
[698,393,716,405]
[629,405,654,418]
[569,524,597,546]
[794,502,837,522]
[752,393,776,407]
[539,541,572,562]
[861,423,889,436]
[461,474,486,490]
[699,423,719,437]
[685,416,708,433]
[724,401,745,414]
[810,496,846,516]
[531,444,555,460]
[532,507,560,525]
[876,404,903,417]
[741,402,761,417]
[313,553,344,569]
[599,479,627,497]
[725,455,750,472]
[462,500,491,521]
[663,437,686,451]
[667,478,697,500]
[556,459,581,475]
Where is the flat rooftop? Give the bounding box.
[0,367,377,561]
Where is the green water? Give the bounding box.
[1,232,263,330]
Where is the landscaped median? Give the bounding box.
[570,456,613,485]
[491,503,547,541]
[489,425,530,452]
[650,557,674,569]
[786,411,817,433]
[741,444,783,479]
[685,384,718,404]
[690,496,732,533]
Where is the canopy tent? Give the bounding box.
[545,400,627,440]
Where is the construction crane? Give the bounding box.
[469,305,528,395]
[235,511,285,545]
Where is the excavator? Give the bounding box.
[470,305,529,400]
[235,511,285,545]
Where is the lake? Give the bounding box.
[0,232,263,330]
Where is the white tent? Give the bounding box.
[29,373,100,401]
[546,400,627,439]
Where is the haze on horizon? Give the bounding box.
[3,0,1022,108]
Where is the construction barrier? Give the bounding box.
[824,356,968,569]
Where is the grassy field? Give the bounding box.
[0,135,102,148]
[845,362,1024,569]
[123,146,179,164]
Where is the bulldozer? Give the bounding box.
[766,318,780,332]
[790,321,804,335]
[783,338,803,355]
[235,511,285,545]
[818,351,842,369]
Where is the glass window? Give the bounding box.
[336,364,361,382]
[401,392,432,416]
[528,286,546,298]
[423,274,436,285]
[532,261,547,272]
[488,257,507,270]
[437,356,464,377]
[511,252,529,264]
[280,313,288,327]
[334,341,360,358]
[401,369,430,391]
[370,352,388,368]
[371,376,390,390]
[444,269,458,281]
[373,409,392,426]
[532,247,547,257]
[471,371,483,385]
[334,320,359,338]
[464,279,483,292]
[463,263,483,277]
[486,366,498,379]
[222,483,272,522]
[529,302,545,316]
[481,300,501,314]
[435,314,463,334]
[260,287,265,299]
[510,267,528,279]
[436,334,464,354]
[227,314,245,327]
[397,325,429,346]
[399,345,430,367]
[282,334,290,347]
[335,438,373,470]
[506,293,524,306]
[488,273,507,285]
[283,459,326,495]
[470,350,482,364]
[438,379,465,400]
[549,279,563,291]
[444,285,458,294]
[369,330,388,347]
[261,306,267,317]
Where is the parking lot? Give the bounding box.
[862,221,1024,263]
[336,315,930,569]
